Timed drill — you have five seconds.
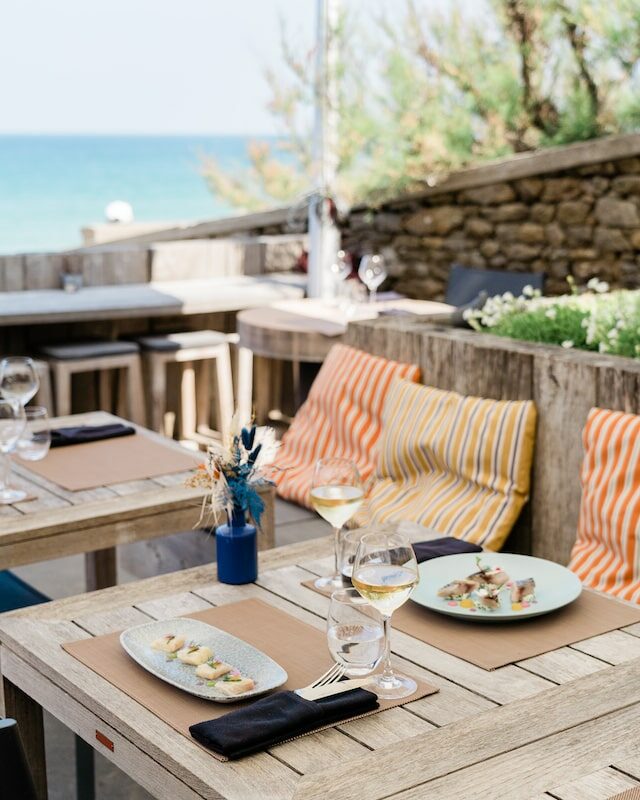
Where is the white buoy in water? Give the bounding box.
[105,200,134,223]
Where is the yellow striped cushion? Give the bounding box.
[359,380,537,550]
[273,344,420,508]
[569,408,640,603]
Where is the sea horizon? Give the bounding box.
[0,133,281,255]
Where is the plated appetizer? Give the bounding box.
[217,671,256,696]
[437,556,537,613]
[151,634,185,653]
[195,659,232,681]
[177,644,213,666]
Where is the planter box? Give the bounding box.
[346,317,640,565]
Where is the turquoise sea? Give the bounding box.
[0,135,266,254]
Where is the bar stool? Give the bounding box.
[40,341,146,424]
[137,330,234,442]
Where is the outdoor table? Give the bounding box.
[0,274,305,327]
[236,297,454,420]
[3,535,640,800]
[0,411,274,591]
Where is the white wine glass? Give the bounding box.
[352,530,419,699]
[310,458,364,590]
[0,399,27,504]
[327,587,385,677]
[357,254,387,303]
[17,406,51,462]
[330,250,352,306]
[0,357,40,406]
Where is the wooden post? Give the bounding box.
[2,677,47,800]
[85,547,117,591]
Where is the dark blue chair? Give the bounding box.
[445,264,545,307]
[0,571,95,800]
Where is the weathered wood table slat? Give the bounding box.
[2,537,640,799]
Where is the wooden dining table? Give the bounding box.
[3,535,640,800]
[0,410,274,591]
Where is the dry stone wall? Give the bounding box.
[340,137,640,299]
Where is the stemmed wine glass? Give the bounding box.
[310,458,364,590]
[352,530,419,699]
[330,250,351,306]
[327,587,385,677]
[0,399,27,504]
[358,254,387,303]
[0,357,40,406]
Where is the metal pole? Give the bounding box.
[307,0,340,299]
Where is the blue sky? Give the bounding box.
[0,0,314,135]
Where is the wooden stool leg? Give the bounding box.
[214,346,234,443]
[237,346,254,425]
[3,676,47,800]
[98,369,112,413]
[253,356,271,426]
[52,363,72,417]
[148,353,168,434]
[126,357,146,426]
[195,360,211,433]
[180,361,197,439]
[34,362,55,415]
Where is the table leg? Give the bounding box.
[75,735,95,800]
[3,676,48,800]
[85,547,117,591]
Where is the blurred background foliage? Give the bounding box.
[202,0,640,211]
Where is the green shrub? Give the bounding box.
[465,281,640,359]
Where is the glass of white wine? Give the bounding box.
[352,530,419,699]
[310,458,364,590]
[327,587,385,677]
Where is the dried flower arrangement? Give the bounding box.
[185,417,277,529]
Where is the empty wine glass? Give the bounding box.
[330,249,352,305]
[352,530,419,699]
[17,406,51,462]
[327,588,385,677]
[0,399,27,504]
[0,357,39,406]
[310,458,364,590]
[358,254,387,302]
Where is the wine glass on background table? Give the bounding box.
[358,254,387,303]
[310,458,364,590]
[17,406,51,462]
[0,357,40,406]
[330,250,352,306]
[352,530,419,699]
[0,399,27,503]
[327,587,385,677]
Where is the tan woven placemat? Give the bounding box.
[26,433,200,491]
[302,580,640,670]
[63,598,437,760]
[607,788,640,800]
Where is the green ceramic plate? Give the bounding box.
[411,552,582,622]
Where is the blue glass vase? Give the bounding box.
[215,506,258,585]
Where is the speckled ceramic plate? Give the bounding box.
[411,552,582,622]
[120,618,288,702]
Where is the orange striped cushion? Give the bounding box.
[272,344,420,507]
[357,380,537,550]
[569,408,640,603]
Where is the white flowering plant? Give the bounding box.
[185,416,277,529]
[463,279,640,359]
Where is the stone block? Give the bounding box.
[569,248,598,260]
[514,177,543,201]
[404,206,464,236]
[541,178,582,201]
[530,203,556,224]
[616,157,640,174]
[517,223,545,244]
[565,225,593,245]
[464,218,493,238]
[488,203,529,223]
[594,226,630,252]
[460,183,516,205]
[630,230,640,249]
[611,175,640,196]
[556,201,591,225]
[573,261,599,279]
[504,243,540,261]
[595,197,639,228]
[480,240,500,258]
[495,223,519,242]
[374,212,403,233]
[545,223,566,247]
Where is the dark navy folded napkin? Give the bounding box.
[412,536,482,563]
[190,688,378,760]
[50,423,136,448]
